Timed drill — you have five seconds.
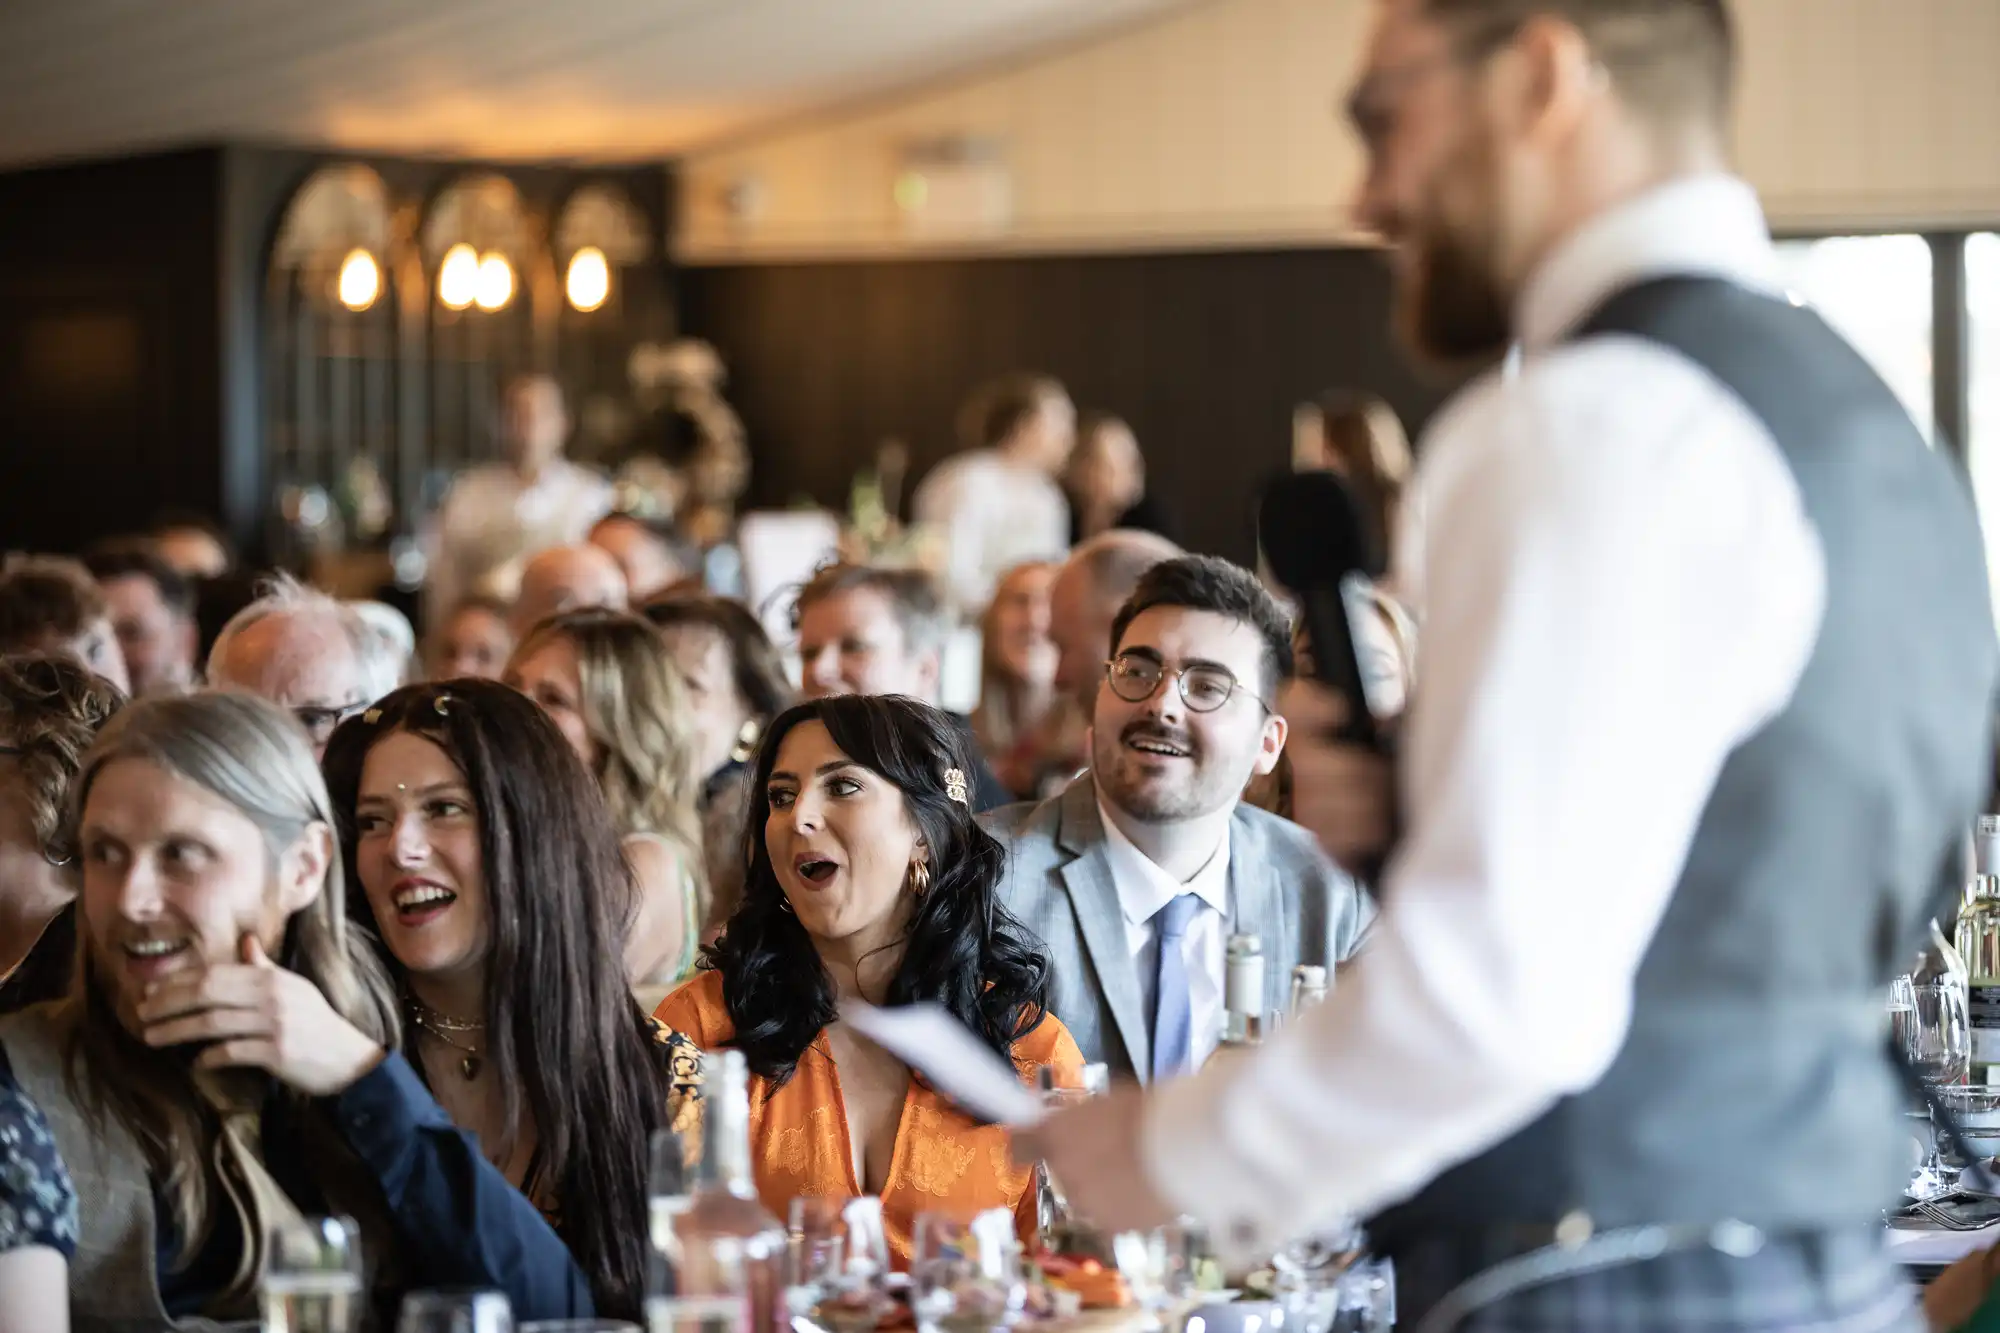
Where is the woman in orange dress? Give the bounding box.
[656,694,1083,1267]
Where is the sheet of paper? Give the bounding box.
[838,999,1047,1128]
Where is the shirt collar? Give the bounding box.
[1515,174,1781,352]
[1096,797,1232,927]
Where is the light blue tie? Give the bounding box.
[1149,893,1201,1083]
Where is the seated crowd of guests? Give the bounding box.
[0,497,1394,1327]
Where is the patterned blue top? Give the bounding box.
[0,1079,77,1259]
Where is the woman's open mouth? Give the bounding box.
[392,879,458,926]
[792,854,841,887]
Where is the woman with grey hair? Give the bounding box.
[0,691,596,1326]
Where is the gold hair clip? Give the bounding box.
[362,708,383,725]
[432,692,454,716]
[944,768,968,807]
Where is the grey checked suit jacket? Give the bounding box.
[984,775,1374,1083]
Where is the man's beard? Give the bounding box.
[1095,721,1232,824]
[1393,130,1515,367]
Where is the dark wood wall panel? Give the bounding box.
[0,149,223,555]
[681,247,1454,567]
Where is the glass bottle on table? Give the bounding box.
[1218,933,1267,1053]
[1958,815,2000,1085]
[652,1050,784,1333]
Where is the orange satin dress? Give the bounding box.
[655,970,1085,1269]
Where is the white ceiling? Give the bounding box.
[0,0,1185,169]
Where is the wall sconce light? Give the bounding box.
[336,248,381,311]
[474,252,514,311]
[565,246,610,312]
[439,243,480,310]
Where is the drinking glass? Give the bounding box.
[788,1197,895,1333]
[910,1209,1027,1333]
[396,1289,514,1333]
[1898,973,1972,1198]
[261,1215,364,1333]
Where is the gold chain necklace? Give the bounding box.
[409,997,486,1080]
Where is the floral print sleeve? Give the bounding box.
[0,1078,77,1259]
[650,1019,706,1163]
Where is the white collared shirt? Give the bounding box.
[1143,175,1831,1252]
[1097,800,1234,1074]
[912,449,1071,613]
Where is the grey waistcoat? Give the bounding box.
[1376,276,1999,1240]
[0,1002,253,1332]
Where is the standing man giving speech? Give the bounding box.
[1024,2,2000,1330]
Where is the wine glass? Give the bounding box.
[1899,973,1971,1198]
[262,1215,364,1333]
[911,1209,1027,1333]
[396,1289,514,1333]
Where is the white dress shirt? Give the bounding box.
[427,458,614,619]
[913,449,1070,613]
[1142,175,1830,1252]
[1098,800,1234,1073]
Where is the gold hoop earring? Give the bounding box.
[909,860,931,896]
[730,718,762,765]
[779,896,795,915]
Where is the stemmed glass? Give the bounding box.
[1894,972,1972,1199]
[910,1209,1027,1333]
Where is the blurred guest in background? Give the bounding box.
[505,612,706,986]
[589,511,692,603]
[1309,388,1414,575]
[992,556,1371,1081]
[350,600,418,693]
[972,561,1060,799]
[9,691,593,1324]
[795,563,1011,810]
[510,543,628,638]
[428,373,613,625]
[429,595,515,682]
[325,682,702,1323]
[1065,414,1178,545]
[643,594,795,936]
[1015,530,1184,796]
[83,541,199,696]
[148,510,235,582]
[0,556,131,696]
[656,694,1081,1265]
[0,655,123,1015]
[207,574,393,760]
[913,373,1075,615]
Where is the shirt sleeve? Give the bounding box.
[326,1050,596,1320]
[1140,345,1828,1254]
[0,1053,78,1261]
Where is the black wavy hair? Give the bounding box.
[321,679,668,1320]
[704,693,1053,1083]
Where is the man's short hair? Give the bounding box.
[966,373,1064,451]
[793,564,950,658]
[84,540,195,619]
[207,573,397,701]
[0,556,108,654]
[149,508,237,570]
[1425,0,1735,125]
[1109,555,1294,696]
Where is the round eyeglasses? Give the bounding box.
[1104,653,1270,714]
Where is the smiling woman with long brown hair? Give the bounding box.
[322,680,702,1321]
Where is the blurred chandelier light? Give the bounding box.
[336,248,380,311]
[565,246,611,312]
[438,243,480,310]
[474,252,514,311]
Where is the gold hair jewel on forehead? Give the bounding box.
[944,768,968,807]
[362,708,383,725]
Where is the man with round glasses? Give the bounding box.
[990,555,1372,1083]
